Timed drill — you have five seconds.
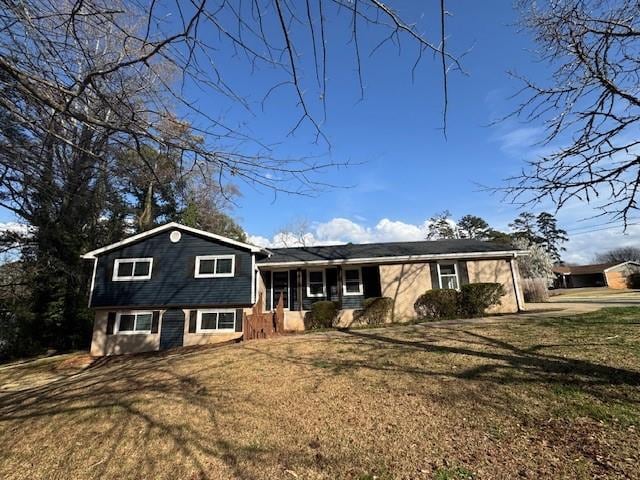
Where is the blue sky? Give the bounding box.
[217,1,640,263]
[3,1,637,263]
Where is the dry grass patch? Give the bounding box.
[1,308,640,479]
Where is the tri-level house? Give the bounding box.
[83,222,525,356]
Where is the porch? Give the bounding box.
[261,265,383,312]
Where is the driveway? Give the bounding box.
[546,288,640,306]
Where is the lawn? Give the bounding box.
[1,308,640,479]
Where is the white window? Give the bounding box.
[113,258,153,281]
[307,269,326,297]
[343,267,363,295]
[438,262,459,290]
[195,255,235,278]
[197,309,236,332]
[116,311,153,334]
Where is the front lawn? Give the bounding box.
[1,308,639,479]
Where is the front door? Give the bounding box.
[159,309,185,350]
[272,271,289,309]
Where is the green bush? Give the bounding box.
[304,301,339,329]
[413,289,460,320]
[414,283,506,321]
[459,283,505,317]
[353,297,393,325]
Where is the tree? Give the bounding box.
[275,218,314,247]
[512,237,554,281]
[504,0,640,225]
[458,215,491,240]
[1,1,460,196]
[536,212,568,262]
[596,247,640,264]
[426,211,459,240]
[509,212,540,244]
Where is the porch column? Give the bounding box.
[337,266,343,308]
[297,269,303,311]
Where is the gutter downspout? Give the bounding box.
[509,255,525,312]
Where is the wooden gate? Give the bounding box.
[243,293,285,340]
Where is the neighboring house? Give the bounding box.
[552,262,640,289]
[83,222,525,356]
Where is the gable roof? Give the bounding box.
[553,261,640,275]
[258,239,522,266]
[82,222,266,259]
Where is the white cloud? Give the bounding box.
[562,224,640,264]
[249,216,640,266]
[249,217,427,248]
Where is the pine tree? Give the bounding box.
[536,212,568,262]
[458,215,490,240]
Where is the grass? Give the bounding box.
[1,307,640,479]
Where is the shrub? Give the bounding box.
[304,301,339,329]
[459,283,505,317]
[413,289,460,320]
[521,278,549,302]
[353,297,393,325]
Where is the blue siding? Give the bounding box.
[91,230,253,308]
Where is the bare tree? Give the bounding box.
[596,246,640,263]
[502,0,640,225]
[275,217,313,247]
[0,0,460,195]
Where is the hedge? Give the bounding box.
[304,301,340,329]
[353,297,393,325]
[413,282,505,320]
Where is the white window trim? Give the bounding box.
[112,258,153,281]
[196,309,236,333]
[115,310,153,335]
[270,270,291,310]
[437,261,460,290]
[342,267,363,296]
[194,254,235,278]
[306,269,326,298]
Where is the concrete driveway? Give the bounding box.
[547,288,640,306]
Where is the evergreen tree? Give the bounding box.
[536,212,568,262]
[458,215,490,240]
[509,212,540,244]
[426,211,459,240]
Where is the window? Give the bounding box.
[307,269,326,297]
[195,255,235,278]
[343,268,363,295]
[113,258,153,281]
[116,311,153,334]
[197,310,236,332]
[438,263,459,289]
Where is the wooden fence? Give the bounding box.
[242,293,285,340]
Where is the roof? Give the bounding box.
[258,239,522,266]
[553,261,640,275]
[82,222,266,259]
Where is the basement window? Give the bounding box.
[116,311,152,334]
[113,258,153,281]
[197,310,236,332]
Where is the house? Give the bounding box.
[552,262,640,289]
[83,222,525,356]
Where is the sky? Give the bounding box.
[228,1,640,264]
[3,1,638,264]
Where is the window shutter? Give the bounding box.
[429,263,440,290]
[235,309,243,332]
[234,254,239,275]
[458,262,470,286]
[264,272,272,310]
[188,310,197,333]
[151,311,160,333]
[106,312,116,334]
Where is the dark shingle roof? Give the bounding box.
[552,262,617,275]
[258,239,517,264]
